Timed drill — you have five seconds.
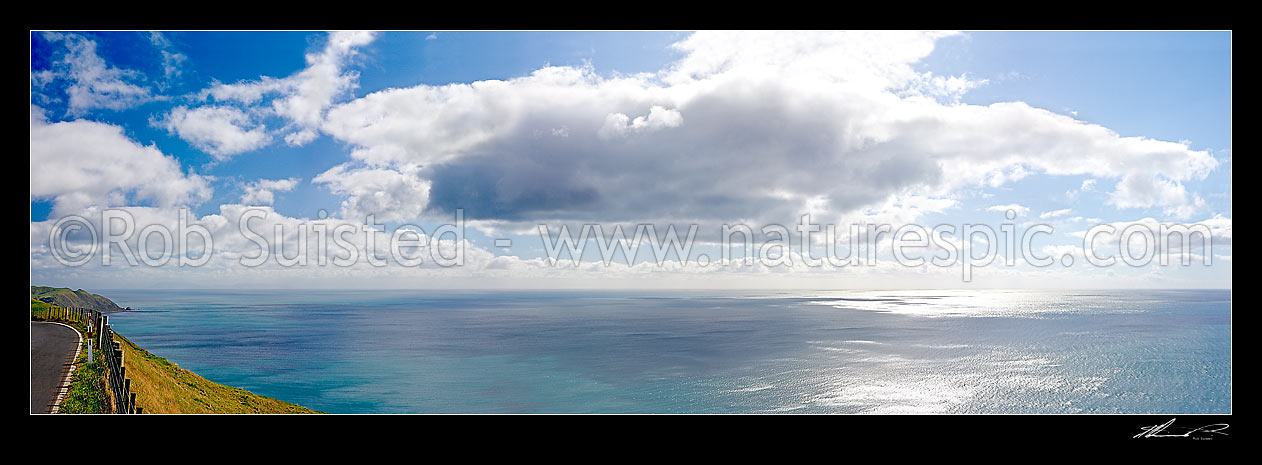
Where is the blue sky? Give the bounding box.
[29,31,1232,289]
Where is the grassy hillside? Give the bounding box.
[30,298,58,314]
[31,286,123,312]
[114,333,319,414]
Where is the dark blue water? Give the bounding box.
[101,289,1230,413]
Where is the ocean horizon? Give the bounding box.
[98,288,1231,414]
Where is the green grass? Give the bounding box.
[58,343,108,414]
[31,298,58,314]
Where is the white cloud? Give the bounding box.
[201,76,292,104]
[1069,214,1231,258]
[38,32,157,114]
[316,31,1217,230]
[598,105,684,139]
[313,163,431,222]
[30,105,211,215]
[911,73,988,103]
[1039,208,1072,219]
[147,31,187,86]
[154,105,270,159]
[200,31,376,147]
[987,204,1029,217]
[273,31,375,132]
[1108,174,1208,219]
[240,177,300,205]
[663,31,957,90]
[284,129,319,146]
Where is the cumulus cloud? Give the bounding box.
[317,31,1218,231]
[201,76,291,104]
[198,31,376,148]
[598,105,684,139]
[273,30,375,132]
[663,31,956,90]
[154,105,270,159]
[240,177,300,205]
[313,163,430,222]
[30,105,212,215]
[1108,173,1209,219]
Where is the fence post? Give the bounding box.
[84,312,141,415]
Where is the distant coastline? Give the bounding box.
[30,286,129,312]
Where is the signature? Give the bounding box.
[1134,418,1229,439]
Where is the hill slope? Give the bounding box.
[115,333,319,414]
[31,286,124,312]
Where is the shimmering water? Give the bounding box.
[101,289,1230,413]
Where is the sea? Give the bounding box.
[100,289,1231,414]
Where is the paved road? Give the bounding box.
[31,322,79,414]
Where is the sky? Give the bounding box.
[29,30,1232,289]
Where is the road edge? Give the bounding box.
[43,322,82,414]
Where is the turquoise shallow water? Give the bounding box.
[100,289,1230,413]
